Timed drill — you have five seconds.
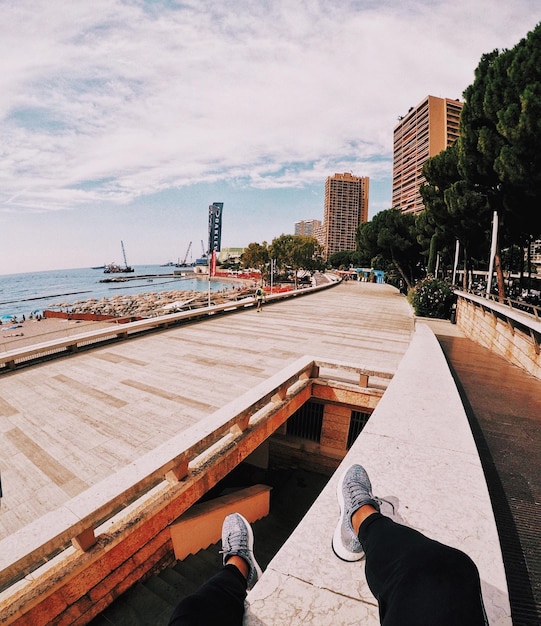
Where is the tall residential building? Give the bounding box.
[392,95,463,215]
[294,219,322,236]
[323,172,369,258]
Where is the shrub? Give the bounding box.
[408,278,454,319]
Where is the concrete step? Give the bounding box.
[143,574,182,609]
[93,582,170,626]
[156,566,199,603]
[171,543,221,591]
[191,542,222,571]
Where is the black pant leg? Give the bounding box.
[168,564,247,626]
[359,513,488,626]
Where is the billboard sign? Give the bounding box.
[208,202,223,254]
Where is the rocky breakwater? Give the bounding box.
[49,287,254,319]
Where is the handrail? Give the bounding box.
[456,290,541,363]
[0,279,337,371]
[0,354,391,590]
[464,289,541,322]
[456,290,541,334]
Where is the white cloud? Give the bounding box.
[0,0,539,216]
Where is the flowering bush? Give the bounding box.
[408,278,454,319]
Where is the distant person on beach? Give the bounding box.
[168,464,487,625]
[255,285,264,312]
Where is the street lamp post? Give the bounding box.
[270,258,275,293]
[486,211,499,298]
[452,239,460,286]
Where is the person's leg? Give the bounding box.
[168,512,262,626]
[332,464,488,626]
[168,564,247,626]
[359,512,487,626]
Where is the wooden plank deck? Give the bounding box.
[0,283,414,538]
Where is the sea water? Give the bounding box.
[0,265,239,319]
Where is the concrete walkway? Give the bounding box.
[0,282,413,537]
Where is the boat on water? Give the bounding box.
[103,263,134,274]
[104,241,134,274]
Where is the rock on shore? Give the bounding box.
[50,287,254,319]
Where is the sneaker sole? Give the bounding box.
[332,469,365,562]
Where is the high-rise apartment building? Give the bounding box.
[294,219,322,236]
[323,172,369,258]
[392,95,463,215]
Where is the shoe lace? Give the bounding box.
[347,481,396,515]
[347,481,371,507]
[221,529,248,556]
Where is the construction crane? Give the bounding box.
[181,241,192,266]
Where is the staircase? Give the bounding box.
[89,467,329,625]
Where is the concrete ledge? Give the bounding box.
[0,355,316,586]
[245,323,511,625]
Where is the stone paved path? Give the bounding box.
[0,283,414,537]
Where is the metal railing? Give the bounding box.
[466,289,541,322]
[457,290,541,358]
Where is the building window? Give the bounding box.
[287,401,324,443]
[347,410,371,448]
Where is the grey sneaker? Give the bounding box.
[221,513,262,589]
[332,464,381,562]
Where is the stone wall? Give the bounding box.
[456,294,541,380]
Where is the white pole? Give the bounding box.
[207,254,211,307]
[486,210,498,298]
[435,253,440,279]
[452,239,460,286]
[270,259,274,293]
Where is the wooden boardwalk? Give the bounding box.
[427,318,541,624]
[0,283,414,537]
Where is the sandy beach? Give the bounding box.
[0,317,115,351]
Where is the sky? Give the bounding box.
[1,1,540,275]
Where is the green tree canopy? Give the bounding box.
[420,144,492,286]
[328,250,370,269]
[357,208,423,290]
[241,242,269,271]
[420,22,541,294]
[456,22,541,294]
[269,234,323,287]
